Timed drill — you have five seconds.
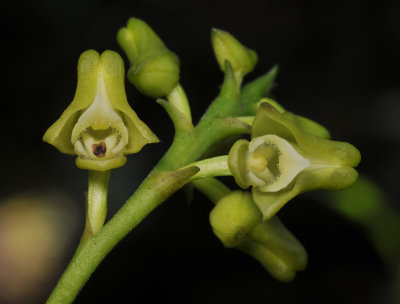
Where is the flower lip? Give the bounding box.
[247,135,310,192]
[76,155,127,171]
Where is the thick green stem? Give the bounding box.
[152,117,250,175]
[46,167,198,304]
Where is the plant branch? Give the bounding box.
[46,167,199,304]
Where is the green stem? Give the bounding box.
[192,178,231,204]
[186,155,230,181]
[152,117,250,175]
[81,170,110,242]
[46,167,198,304]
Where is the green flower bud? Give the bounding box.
[117,18,180,98]
[228,102,361,219]
[211,28,258,80]
[43,50,159,171]
[210,191,307,281]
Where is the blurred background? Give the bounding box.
[1,0,400,303]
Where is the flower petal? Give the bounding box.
[100,51,159,153]
[76,156,127,171]
[252,165,359,220]
[252,185,301,220]
[252,102,361,167]
[43,50,100,154]
[227,139,251,189]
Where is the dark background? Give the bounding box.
[1,0,400,303]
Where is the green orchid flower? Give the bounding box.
[209,191,307,282]
[43,50,159,171]
[228,102,361,219]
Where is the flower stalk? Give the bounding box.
[81,170,110,242]
[185,156,231,181]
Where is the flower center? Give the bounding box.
[247,135,310,192]
[71,70,128,162]
[74,127,124,160]
[248,155,267,171]
[92,142,106,158]
[247,142,280,187]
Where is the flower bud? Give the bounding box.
[211,28,258,79]
[228,102,361,219]
[117,18,180,98]
[43,50,159,171]
[210,191,307,281]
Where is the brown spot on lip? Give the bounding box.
[92,142,106,158]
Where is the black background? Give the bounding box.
[1,0,400,303]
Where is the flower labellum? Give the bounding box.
[43,50,159,171]
[228,102,361,219]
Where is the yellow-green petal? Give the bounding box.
[43,50,100,154]
[286,113,331,140]
[100,51,159,153]
[241,216,307,282]
[257,98,331,139]
[251,165,359,220]
[227,139,251,189]
[76,155,127,171]
[252,102,360,167]
[252,186,301,220]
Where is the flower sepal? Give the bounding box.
[255,98,331,139]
